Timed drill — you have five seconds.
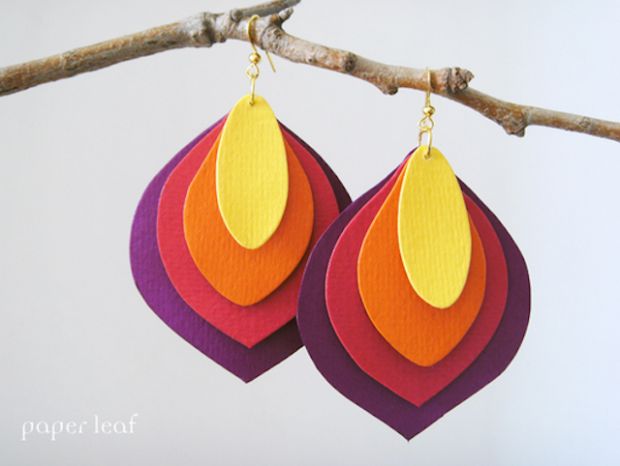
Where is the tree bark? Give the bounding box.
[1,0,619,142]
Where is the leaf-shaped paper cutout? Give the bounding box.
[156,124,340,348]
[358,165,486,367]
[280,122,351,212]
[184,135,313,306]
[326,162,507,406]
[398,146,472,308]
[129,121,302,382]
[296,166,530,440]
[216,95,288,249]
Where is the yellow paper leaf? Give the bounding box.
[397,146,472,309]
[216,94,288,250]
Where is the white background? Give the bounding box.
[1,1,619,465]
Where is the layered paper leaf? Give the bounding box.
[297,150,530,439]
[130,110,350,381]
[184,136,314,306]
[326,162,508,406]
[358,162,487,366]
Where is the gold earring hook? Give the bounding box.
[245,15,276,105]
[418,68,435,159]
[246,15,276,72]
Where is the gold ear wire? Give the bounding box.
[245,15,276,105]
[246,15,276,72]
[418,68,435,158]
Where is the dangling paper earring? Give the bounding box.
[130,15,350,382]
[297,70,531,439]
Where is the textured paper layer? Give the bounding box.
[157,122,340,348]
[216,95,288,249]
[130,122,298,382]
[326,164,508,406]
[358,163,487,367]
[130,121,349,381]
[398,146,472,308]
[184,136,313,306]
[297,163,530,440]
[280,123,351,212]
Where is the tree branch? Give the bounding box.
[1,0,618,142]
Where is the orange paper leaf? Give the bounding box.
[357,167,487,366]
[183,137,314,306]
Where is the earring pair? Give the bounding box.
[130,15,530,440]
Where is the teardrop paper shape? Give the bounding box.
[184,135,314,306]
[398,146,472,308]
[130,121,301,383]
[325,161,507,406]
[216,94,288,249]
[358,164,487,367]
[131,118,350,381]
[296,159,530,439]
[157,122,341,348]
